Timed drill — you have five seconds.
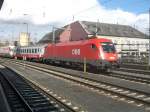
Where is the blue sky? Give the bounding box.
[98,0,149,14]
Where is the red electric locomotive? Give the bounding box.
[43,37,119,72]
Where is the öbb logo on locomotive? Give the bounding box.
[72,49,80,55]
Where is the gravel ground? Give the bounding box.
[2,62,147,112]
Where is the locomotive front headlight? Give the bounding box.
[110,56,115,59]
[100,51,105,60]
[99,47,105,60]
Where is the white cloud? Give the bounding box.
[72,7,148,34]
[0,0,98,24]
[0,0,149,40]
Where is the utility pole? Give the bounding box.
[95,19,99,36]
[148,8,150,67]
[52,26,55,43]
[23,23,28,34]
[0,0,4,10]
[23,14,29,38]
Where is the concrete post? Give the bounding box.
[84,57,86,73]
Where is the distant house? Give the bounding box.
[39,21,149,57]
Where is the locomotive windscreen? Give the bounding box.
[101,42,116,53]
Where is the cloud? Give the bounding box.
[0,0,98,24]
[0,0,149,41]
[71,6,148,34]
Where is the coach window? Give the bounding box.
[18,49,20,53]
[35,49,37,53]
[32,49,34,53]
[37,48,39,53]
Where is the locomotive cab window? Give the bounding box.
[101,42,116,53]
[91,44,97,49]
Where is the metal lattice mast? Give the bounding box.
[148,8,150,67]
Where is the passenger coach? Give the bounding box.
[15,45,46,61]
[0,45,15,58]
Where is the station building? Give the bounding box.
[19,32,30,46]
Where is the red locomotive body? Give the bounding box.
[43,37,119,71]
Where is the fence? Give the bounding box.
[116,44,149,64]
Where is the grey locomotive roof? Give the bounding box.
[80,21,148,39]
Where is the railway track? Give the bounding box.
[0,65,83,112]
[115,67,150,75]
[1,58,150,85]
[121,63,150,71]
[110,70,150,85]
[2,59,150,108]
